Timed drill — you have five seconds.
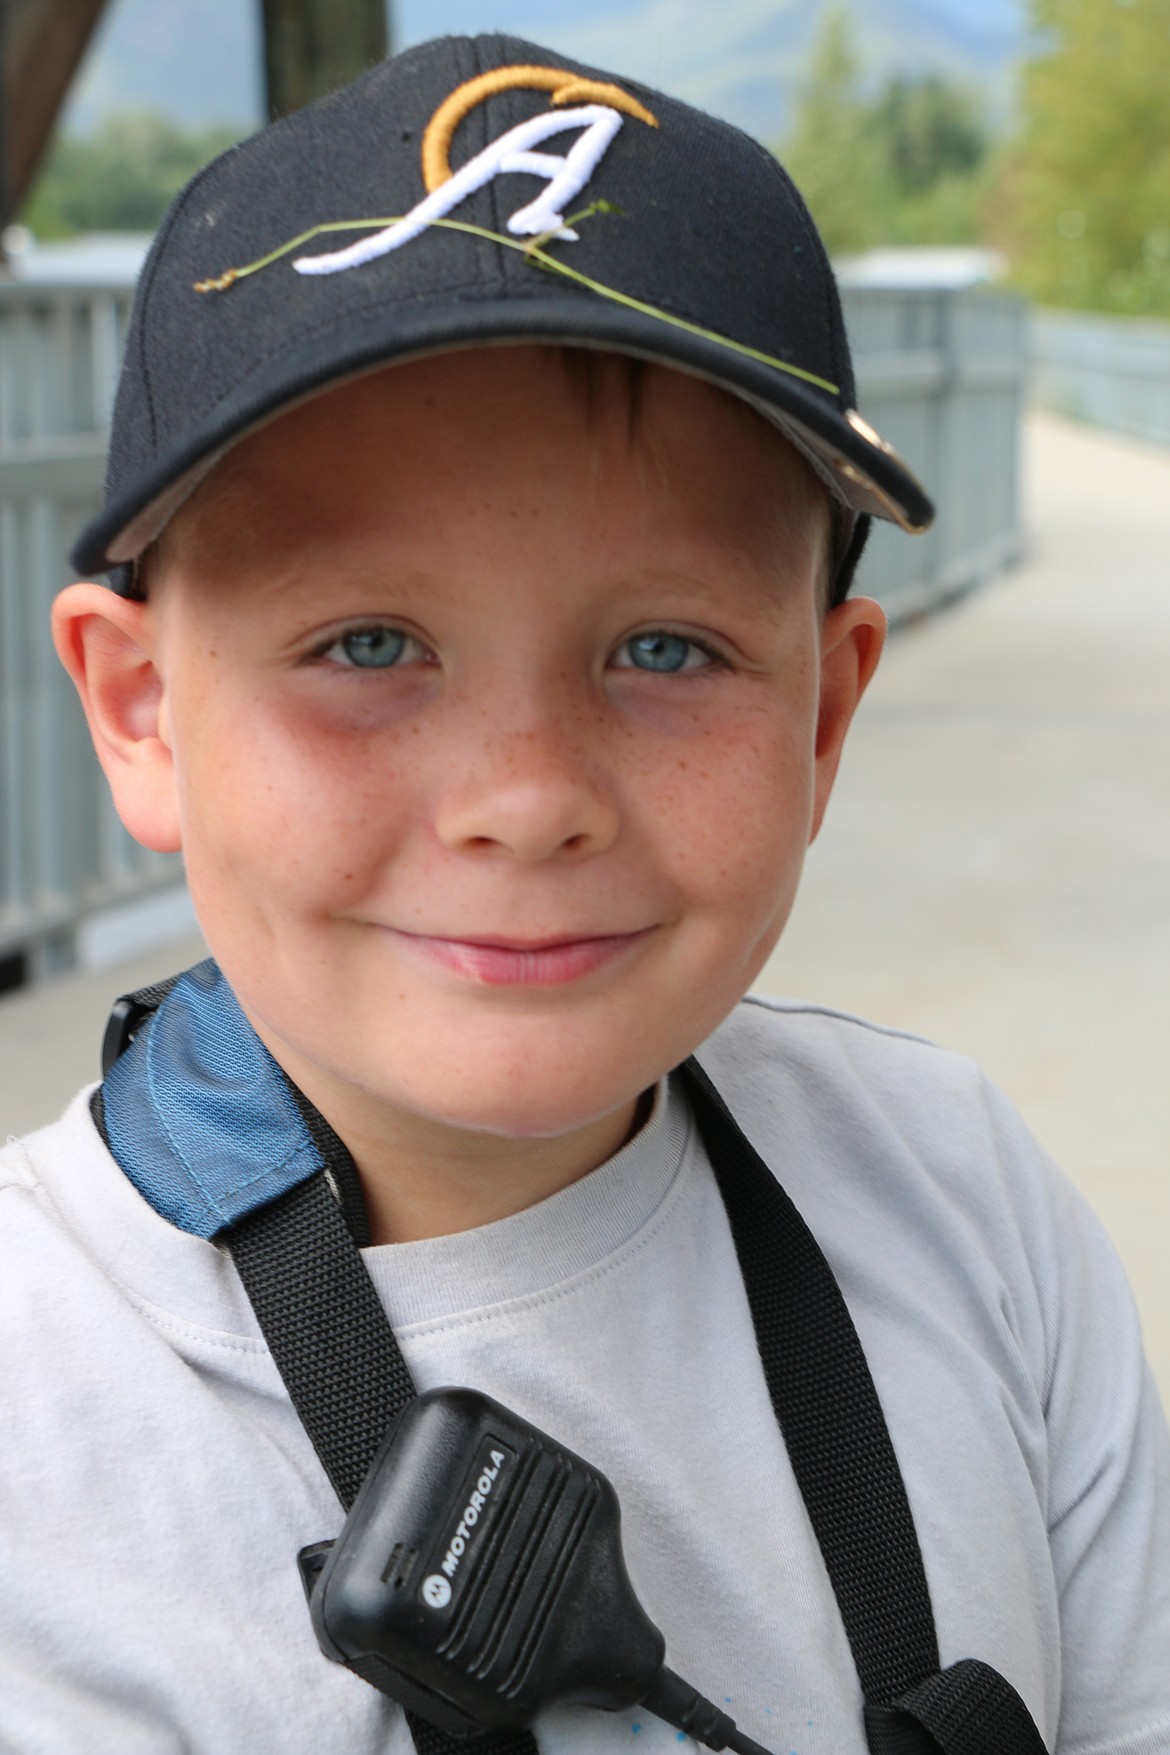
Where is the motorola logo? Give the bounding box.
[422,1574,453,1609]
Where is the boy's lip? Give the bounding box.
[387,927,654,987]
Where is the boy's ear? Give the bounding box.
[51,582,182,854]
[809,595,886,845]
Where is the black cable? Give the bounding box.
[725,1732,777,1755]
[640,1667,778,1755]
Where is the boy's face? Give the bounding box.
[77,348,882,1143]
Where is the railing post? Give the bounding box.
[261,0,388,120]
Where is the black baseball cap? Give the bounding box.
[72,32,935,599]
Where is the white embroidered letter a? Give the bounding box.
[295,106,624,278]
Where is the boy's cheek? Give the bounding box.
[630,716,816,876]
[170,673,400,836]
[168,662,813,931]
[179,762,401,921]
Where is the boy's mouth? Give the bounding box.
[388,928,653,987]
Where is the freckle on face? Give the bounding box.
[154,345,829,1140]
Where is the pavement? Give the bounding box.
[3,409,1168,1403]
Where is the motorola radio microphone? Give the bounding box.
[299,1387,777,1755]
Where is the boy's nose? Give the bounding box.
[433,727,621,864]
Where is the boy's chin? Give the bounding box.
[236,971,719,1143]
[351,1055,651,1143]
[284,1016,665,1146]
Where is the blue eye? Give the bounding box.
[326,626,410,668]
[616,631,710,673]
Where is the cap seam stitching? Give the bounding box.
[745,132,848,404]
[133,151,244,463]
[472,35,510,301]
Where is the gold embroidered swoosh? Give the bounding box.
[421,65,659,192]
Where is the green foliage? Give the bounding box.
[21,113,244,239]
[1000,0,1170,316]
[782,8,883,256]
[780,4,995,257]
[871,75,986,196]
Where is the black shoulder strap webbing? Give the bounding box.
[678,1058,1047,1755]
[679,1057,938,1698]
[103,983,1046,1755]
[227,1179,539,1755]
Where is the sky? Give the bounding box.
[62,0,1024,149]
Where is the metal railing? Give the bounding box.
[841,282,1028,621]
[1031,306,1170,448]
[0,254,181,984]
[0,257,1029,986]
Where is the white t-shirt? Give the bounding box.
[1,997,1167,1755]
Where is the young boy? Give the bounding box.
[3,33,1167,1755]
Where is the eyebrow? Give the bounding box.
[613,561,808,616]
[227,517,813,650]
[283,561,798,620]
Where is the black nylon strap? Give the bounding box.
[681,1058,1047,1754]
[866,1661,1050,1755]
[226,1174,413,1509]
[226,1176,540,1755]
[680,1056,938,1702]
[407,1715,542,1755]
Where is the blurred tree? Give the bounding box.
[20,113,242,237]
[782,6,883,255]
[781,6,995,256]
[1000,0,1170,315]
[872,75,985,196]
[10,2,392,238]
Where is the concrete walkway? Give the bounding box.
[3,410,1168,1403]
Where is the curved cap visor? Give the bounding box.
[75,294,933,575]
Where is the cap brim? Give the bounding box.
[73,289,935,578]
